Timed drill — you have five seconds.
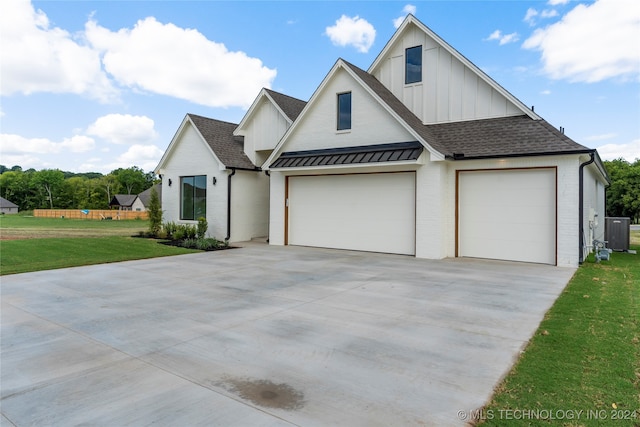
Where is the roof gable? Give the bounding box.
[156,114,256,173]
[264,59,446,168]
[234,88,306,136]
[369,15,539,123]
[110,194,138,207]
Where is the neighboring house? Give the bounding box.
[0,196,19,214]
[263,15,608,267]
[137,184,162,210]
[109,194,145,212]
[155,89,306,242]
[158,15,606,267]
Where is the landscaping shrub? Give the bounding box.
[163,221,178,239]
[197,217,208,239]
[147,187,162,236]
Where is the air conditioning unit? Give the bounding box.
[605,217,630,251]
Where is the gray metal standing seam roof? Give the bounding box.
[270,141,423,168]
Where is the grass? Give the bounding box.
[478,231,640,426]
[0,215,148,239]
[0,216,199,275]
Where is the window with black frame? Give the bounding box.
[337,92,352,130]
[180,175,206,220]
[405,45,422,84]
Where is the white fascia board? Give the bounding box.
[368,14,540,121]
[234,88,293,137]
[263,60,344,169]
[155,114,191,173]
[340,61,446,161]
[156,114,226,173]
[271,159,421,174]
[234,88,267,136]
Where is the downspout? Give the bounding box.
[225,168,236,241]
[578,151,595,264]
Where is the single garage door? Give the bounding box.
[458,168,556,265]
[288,172,415,255]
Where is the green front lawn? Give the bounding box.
[479,245,640,426]
[0,236,198,275]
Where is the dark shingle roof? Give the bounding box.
[264,89,307,122]
[271,141,423,168]
[341,60,591,160]
[0,196,18,209]
[110,194,138,207]
[187,114,257,170]
[138,184,162,207]
[428,116,591,159]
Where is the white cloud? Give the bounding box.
[393,4,417,28]
[596,139,640,161]
[587,133,618,141]
[541,90,552,95]
[85,17,276,108]
[86,114,158,145]
[523,0,640,82]
[524,8,539,25]
[104,144,164,172]
[0,0,118,102]
[541,9,559,18]
[0,133,95,154]
[325,15,376,53]
[548,0,569,5]
[485,30,520,45]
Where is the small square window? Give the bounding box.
[337,92,352,130]
[405,45,422,84]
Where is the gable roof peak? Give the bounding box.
[368,14,539,120]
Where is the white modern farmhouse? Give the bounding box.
[156,89,305,242]
[157,15,608,267]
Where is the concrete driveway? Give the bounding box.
[1,244,575,426]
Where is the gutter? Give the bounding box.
[578,151,596,264]
[225,168,236,241]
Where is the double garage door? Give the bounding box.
[287,173,416,255]
[285,168,557,264]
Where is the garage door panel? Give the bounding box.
[459,168,556,265]
[288,173,415,255]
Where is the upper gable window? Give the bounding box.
[337,92,352,131]
[405,46,422,84]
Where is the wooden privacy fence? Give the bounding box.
[34,209,148,220]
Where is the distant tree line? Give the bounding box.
[604,158,640,223]
[0,165,155,211]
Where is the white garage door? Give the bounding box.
[288,173,415,255]
[458,168,556,265]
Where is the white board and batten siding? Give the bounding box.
[372,24,522,124]
[457,168,557,265]
[242,99,291,166]
[287,173,416,255]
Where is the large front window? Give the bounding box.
[180,175,206,220]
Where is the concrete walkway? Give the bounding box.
[1,244,575,426]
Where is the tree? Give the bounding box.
[604,158,640,223]
[31,169,65,209]
[112,166,152,195]
[147,187,162,236]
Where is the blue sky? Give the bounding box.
[1,0,638,174]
